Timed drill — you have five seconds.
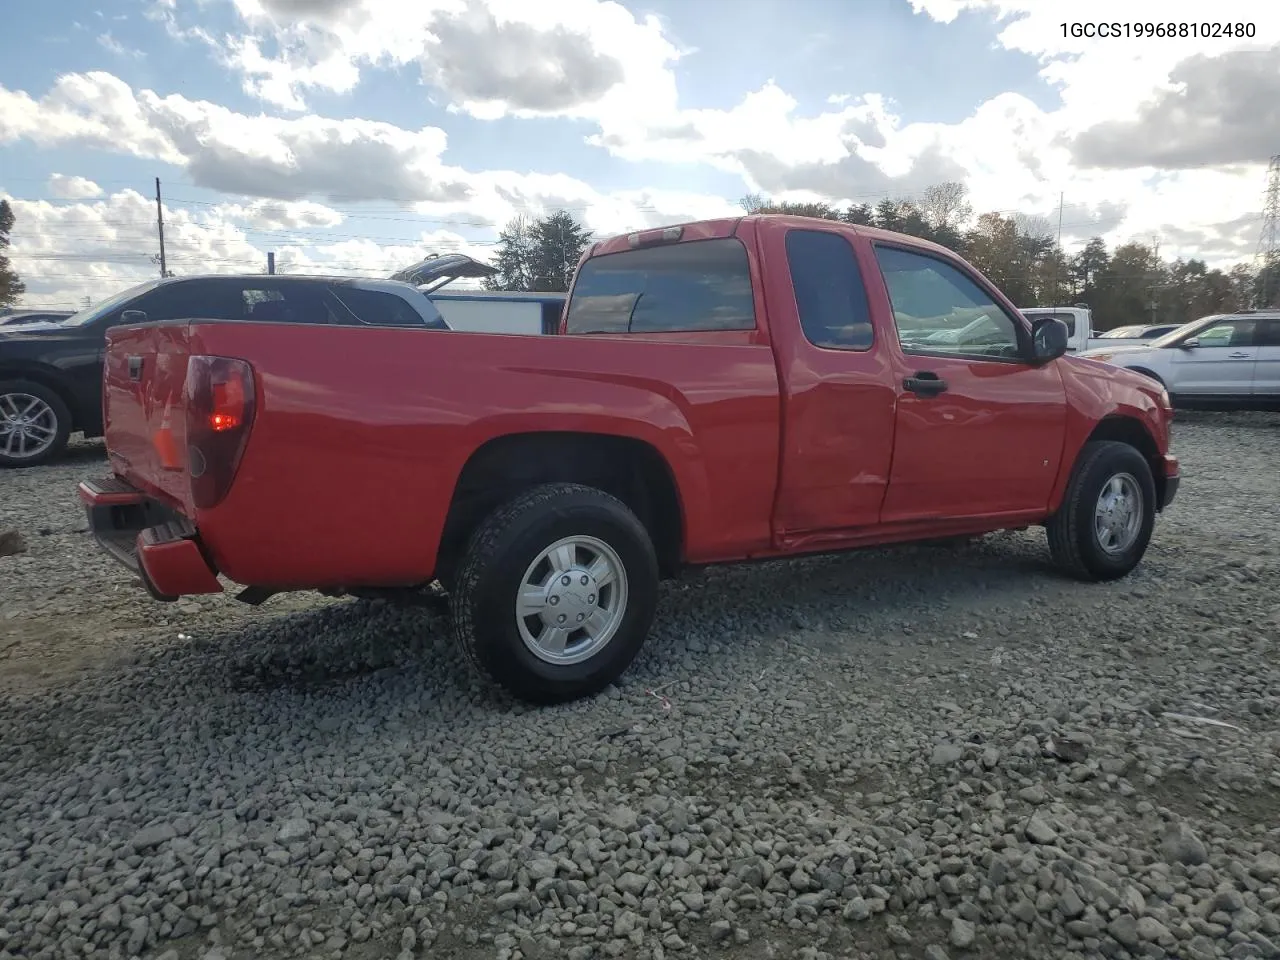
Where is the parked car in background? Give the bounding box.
[0,274,448,467]
[0,309,74,327]
[1018,307,1182,353]
[431,291,565,335]
[390,253,566,334]
[1079,310,1280,410]
[1096,323,1184,341]
[82,215,1178,704]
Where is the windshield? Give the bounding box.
[1100,325,1143,338]
[60,280,162,327]
[1148,313,1229,349]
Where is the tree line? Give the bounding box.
[740,185,1279,330]
[0,200,25,308]
[5,190,1276,328]
[484,189,1277,330]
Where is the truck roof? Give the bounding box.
[584,214,971,264]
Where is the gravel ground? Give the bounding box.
[2,413,1280,960]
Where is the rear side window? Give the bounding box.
[330,286,436,327]
[565,238,756,334]
[785,229,874,351]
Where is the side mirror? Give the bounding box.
[119,310,148,325]
[1179,337,1199,349]
[1030,316,1069,363]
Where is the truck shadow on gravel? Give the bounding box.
[171,531,1066,699]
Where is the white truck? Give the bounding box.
[1019,306,1182,353]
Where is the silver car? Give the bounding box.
[1078,311,1280,411]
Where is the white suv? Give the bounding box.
[1079,311,1280,411]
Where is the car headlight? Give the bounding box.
[1084,352,1114,363]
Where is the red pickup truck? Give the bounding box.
[80,216,1179,704]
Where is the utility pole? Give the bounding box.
[1254,155,1280,308]
[267,251,275,275]
[1149,235,1161,325]
[154,177,167,279]
[1052,191,1064,305]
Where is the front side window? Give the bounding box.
[1191,318,1257,347]
[565,238,756,334]
[874,246,1023,360]
[784,229,874,351]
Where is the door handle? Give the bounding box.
[904,371,948,397]
[1228,352,1252,359]
[128,356,143,381]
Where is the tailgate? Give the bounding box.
[103,323,196,510]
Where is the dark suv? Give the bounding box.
[0,275,448,467]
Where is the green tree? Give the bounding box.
[485,210,593,293]
[840,203,875,226]
[738,195,841,220]
[1257,261,1280,308]
[1069,238,1110,300]
[1089,242,1162,329]
[0,200,26,308]
[483,215,537,292]
[529,211,593,292]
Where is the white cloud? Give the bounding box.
[5,0,1278,305]
[2,189,496,309]
[47,174,104,200]
[97,31,145,58]
[0,70,737,241]
[0,72,470,203]
[206,0,685,123]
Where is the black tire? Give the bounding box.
[1046,440,1156,582]
[0,379,72,468]
[450,482,659,704]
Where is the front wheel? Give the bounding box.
[450,483,659,704]
[1046,441,1156,581]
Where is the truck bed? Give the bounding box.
[101,319,782,588]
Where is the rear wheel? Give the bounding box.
[0,380,71,468]
[1046,440,1156,581]
[450,482,659,704]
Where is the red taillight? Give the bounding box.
[185,355,256,509]
[209,376,246,431]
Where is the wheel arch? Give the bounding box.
[1081,415,1166,511]
[436,431,686,587]
[1123,366,1165,386]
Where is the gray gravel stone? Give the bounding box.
[1108,914,1139,947]
[3,420,1280,960]
[1025,816,1058,845]
[1161,823,1209,866]
[950,917,976,948]
[931,742,964,765]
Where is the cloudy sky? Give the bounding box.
[1,0,1277,308]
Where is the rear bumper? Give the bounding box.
[78,478,223,601]
[1159,453,1180,510]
